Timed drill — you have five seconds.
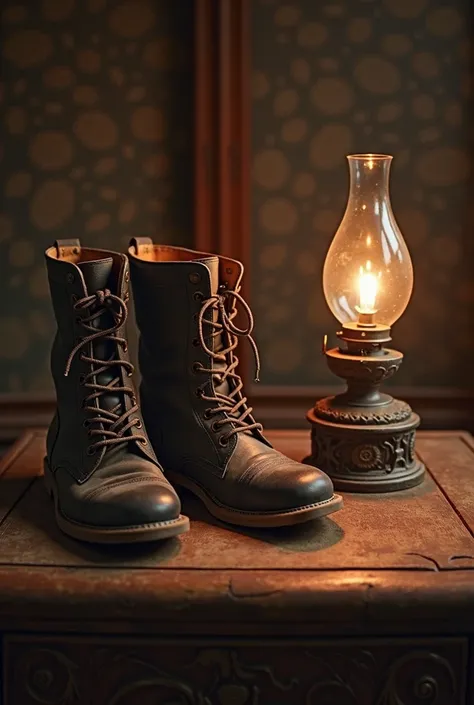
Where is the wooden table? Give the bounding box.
[1,429,474,704]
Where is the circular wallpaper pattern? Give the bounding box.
[1,0,192,391]
[259,198,298,235]
[43,66,75,88]
[108,1,155,38]
[130,106,164,141]
[73,111,118,150]
[310,124,353,169]
[251,0,473,386]
[253,149,290,189]
[354,56,400,94]
[30,180,75,230]
[30,131,74,170]
[310,77,354,115]
[3,30,53,67]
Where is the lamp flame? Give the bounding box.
[358,262,378,313]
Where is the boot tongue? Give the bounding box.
[78,257,114,294]
[201,256,219,296]
[78,257,121,416]
[200,257,231,399]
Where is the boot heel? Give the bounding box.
[42,458,54,499]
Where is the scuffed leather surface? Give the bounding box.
[45,248,182,529]
[130,247,335,514]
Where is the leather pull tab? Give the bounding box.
[130,236,153,258]
[55,239,81,260]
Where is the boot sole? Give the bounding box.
[43,459,190,544]
[167,471,343,528]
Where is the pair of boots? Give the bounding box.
[44,238,342,543]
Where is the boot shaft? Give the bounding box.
[45,239,155,482]
[128,239,244,383]
[128,238,267,473]
[46,239,129,345]
[46,240,130,403]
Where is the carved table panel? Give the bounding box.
[4,635,467,705]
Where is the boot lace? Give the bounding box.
[196,286,263,445]
[64,289,146,454]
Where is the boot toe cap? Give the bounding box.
[262,460,335,511]
[110,482,182,527]
[76,480,182,529]
[285,464,334,505]
[225,450,335,513]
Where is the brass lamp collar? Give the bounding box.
[337,321,392,356]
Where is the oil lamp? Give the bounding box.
[306,154,425,492]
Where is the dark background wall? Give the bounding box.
[251,0,473,389]
[1,0,193,393]
[2,0,473,398]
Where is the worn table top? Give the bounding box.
[1,429,474,636]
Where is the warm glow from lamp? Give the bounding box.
[309,154,426,494]
[357,262,379,314]
[322,154,414,327]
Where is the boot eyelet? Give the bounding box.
[193,291,204,302]
[86,447,96,456]
[211,420,220,432]
[136,419,142,428]
[124,269,130,282]
[195,387,203,398]
[82,419,89,428]
[192,362,203,374]
[192,337,200,347]
[139,438,147,445]
[122,342,128,353]
[71,294,78,304]
[203,408,213,420]
[219,435,229,447]
[75,316,82,324]
[79,374,86,385]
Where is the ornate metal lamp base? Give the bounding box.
[306,399,425,492]
[305,323,425,493]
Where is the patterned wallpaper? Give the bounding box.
[1,0,193,393]
[251,0,474,388]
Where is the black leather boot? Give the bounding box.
[44,239,189,543]
[128,238,342,528]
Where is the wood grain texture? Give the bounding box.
[1,430,474,638]
[1,431,473,572]
[416,434,474,543]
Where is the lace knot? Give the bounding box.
[95,288,111,306]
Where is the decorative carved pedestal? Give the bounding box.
[306,340,425,492]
